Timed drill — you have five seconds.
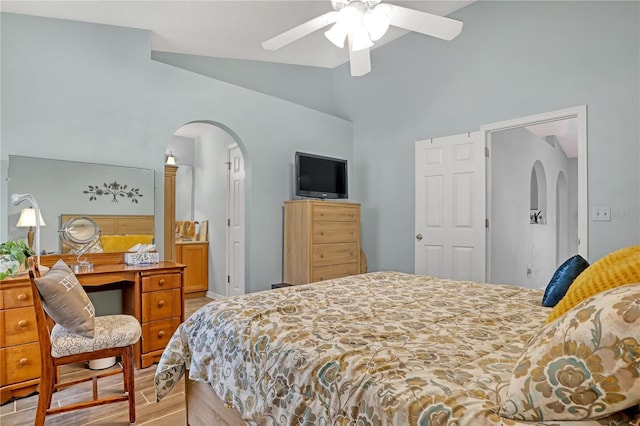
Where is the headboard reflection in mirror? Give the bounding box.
[7,155,155,254]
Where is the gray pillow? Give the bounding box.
[34,259,95,338]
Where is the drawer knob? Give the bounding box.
[158,330,165,338]
[320,212,325,216]
[320,254,324,259]
[158,279,166,286]
[17,293,28,301]
[158,300,166,307]
[17,320,28,327]
[320,231,324,236]
[19,357,28,366]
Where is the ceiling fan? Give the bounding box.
[262,0,463,77]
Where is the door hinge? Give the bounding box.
[225,161,231,170]
[227,218,231,226]
[485,218,490,229]
[485,147,490,158]
[227,275,230,284]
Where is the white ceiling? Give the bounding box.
[526,118,578,159]
[0,0,474,69]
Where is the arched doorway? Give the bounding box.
[166,121,246,297]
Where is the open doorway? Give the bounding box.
[414,106,587,287]
[488,120,578,288]
[483,106,587,288]
[167,122,246,298]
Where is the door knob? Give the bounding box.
[416,234,423,241]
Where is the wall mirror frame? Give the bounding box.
[7,155,155,254]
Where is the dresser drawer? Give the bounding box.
[142,273,181,292]
[313,243,359,267]
[313,204,359,222]
[1,307,38,347]
[1,285,34,310]
[313,221,359,244]
[0,342,41,386]
[142,288,181,322]
[312,263,359,282]
[141,317,180,353]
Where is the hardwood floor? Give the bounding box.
[0,297,212,426]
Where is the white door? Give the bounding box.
[226,144,245,296]
[414,132,486,282]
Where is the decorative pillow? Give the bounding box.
[501,283,640,421]
[34,259,95,337]
[547,245,640,323]
[542,254,589,307]
[100,234,154,253]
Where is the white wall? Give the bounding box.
[193,126,232,297]
[490,127,577,288]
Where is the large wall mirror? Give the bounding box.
[7,156,155,254]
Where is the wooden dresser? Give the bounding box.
[176,241,209,298]
[284,200,360,285]
[0,277,41,403]
[0,253,185,404]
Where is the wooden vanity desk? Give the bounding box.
[0,252,185,404]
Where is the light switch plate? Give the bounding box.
[593,207,611,222]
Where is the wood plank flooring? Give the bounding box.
[0,297,212,426]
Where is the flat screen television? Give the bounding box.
[295,152,348,199]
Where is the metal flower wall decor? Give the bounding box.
[84,181,143,203]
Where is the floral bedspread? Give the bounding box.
[154,272,635,425]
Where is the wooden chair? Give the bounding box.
[27,258,141,425]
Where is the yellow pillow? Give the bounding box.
[100,235,154,253]
[546,245,640,322]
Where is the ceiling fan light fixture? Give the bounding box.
[349,25,373,51]
[325,4,360,48]
[325,23,348,48]
[363,3,392,41]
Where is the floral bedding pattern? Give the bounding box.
[155,272,637,425]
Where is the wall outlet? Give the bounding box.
[593,207,611,222]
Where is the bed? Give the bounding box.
[60,214,154,253]
[154,271,640,425]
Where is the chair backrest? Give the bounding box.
[27,257,53,361]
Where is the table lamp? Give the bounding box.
[17,208,46,250]
[11,194,44,266]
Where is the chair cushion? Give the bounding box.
[34,259,95,337]
[51,314,141,358]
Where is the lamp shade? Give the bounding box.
[166,152,176,165]
[16,208,46,227]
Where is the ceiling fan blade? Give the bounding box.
[389,5,463,41]
[262,11,338,51]
[348,36,371,77]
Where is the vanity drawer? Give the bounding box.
[0,342,41,387]
[312,263,359,283]
[142,289,181,322]
[312,243,359,267]
[1,285,35,310]
[312,221,359,244]
[313,204,359,222]
[142,273,181,292]
[1,307,38,347]
[141,317,180,353]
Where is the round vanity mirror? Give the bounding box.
[60,217,101,272]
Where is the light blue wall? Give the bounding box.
[152,52,339,118]
[332,0,640,268]
[0,13,354,293]
[2,1,639,288]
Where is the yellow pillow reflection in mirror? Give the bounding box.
[100,235,154,253]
